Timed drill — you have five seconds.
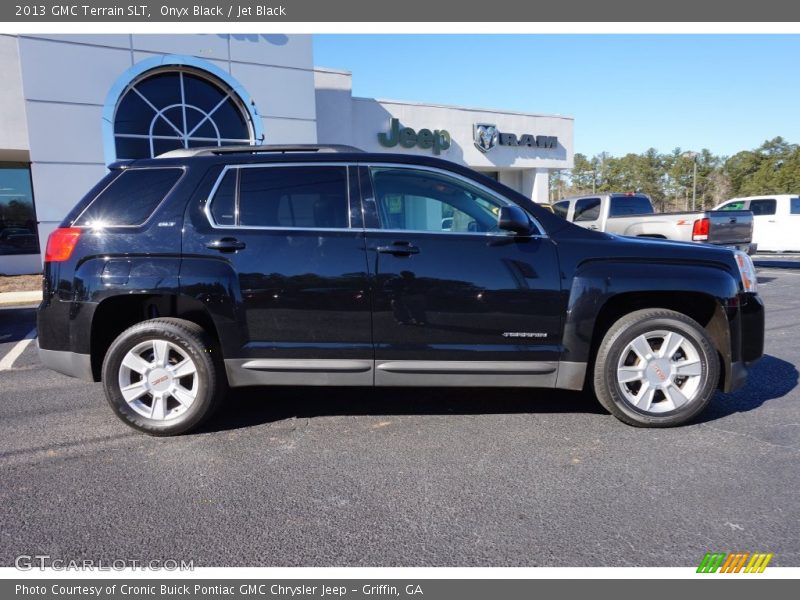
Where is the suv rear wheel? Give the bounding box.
[101,318,224,436]
[593,308,720,427]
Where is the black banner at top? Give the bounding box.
[4,0,800,22]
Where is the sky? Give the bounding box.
[313,35,800,159]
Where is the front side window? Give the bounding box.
[74,168,182,227]
[370,167,506,233]
[114,67,255,160]
[0,164,39,255]
[573,198,601,222]
[209,166,349,229]
[790,197,800,215]
[749,199,777,216]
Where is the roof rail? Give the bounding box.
[156,144,364,158]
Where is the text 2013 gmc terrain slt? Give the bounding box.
[37,145,764,435]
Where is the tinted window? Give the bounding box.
[608,195,653,217]
[74,168,182,226]
[114,69,254,160]
[237,166,348,229]
[750,199,777,216]
[370,167,505,233]
[210,170,237,226]
[0,164,39,255]
[719,201,745,211]
[573,198,601,222]
[552,201,569,219]
[791,197,800,215]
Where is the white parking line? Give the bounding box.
[0,328,37,371]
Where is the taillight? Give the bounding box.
[692,218,709,241]
[44,227,82,262]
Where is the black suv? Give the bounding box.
[37,145,764,435]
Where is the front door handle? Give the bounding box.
[587,225,599,230]
[375,241,420,256]
[207,237,246,253]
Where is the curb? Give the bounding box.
[0,290,42,306]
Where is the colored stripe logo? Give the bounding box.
[697,552,773,573]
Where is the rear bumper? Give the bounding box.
[38,345,95,382]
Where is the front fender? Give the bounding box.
[561,259,740,365]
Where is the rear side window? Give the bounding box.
[791,197,800,214]
[552,201,569,218]
[74,168,182,227]
[719,201,745,211]
[234,166,349,229]
[749,199,777,216]
[609,195,653,217]
[573,198,601,222]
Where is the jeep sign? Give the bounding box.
[378,118,451,155]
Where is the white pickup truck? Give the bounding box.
[714,195,799,252]
[552,193,755,253]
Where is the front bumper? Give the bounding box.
[724,293,765,392]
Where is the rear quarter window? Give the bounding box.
[74,168,183,227]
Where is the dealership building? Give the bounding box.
[0,34,574,275]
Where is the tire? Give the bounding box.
[101,318,224,436]
[593,308,720,427]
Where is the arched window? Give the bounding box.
[111,65,259,160]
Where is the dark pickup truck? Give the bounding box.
[37,145,764,435]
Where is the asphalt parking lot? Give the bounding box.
[1,257,798,568]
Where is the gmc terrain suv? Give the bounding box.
[37,145,765,435]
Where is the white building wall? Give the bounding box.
[11,34,317,274]
[0,35,30,162]
[314,67,573,203]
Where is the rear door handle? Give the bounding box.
[207,237,246,253]
[375,241,420,256]
[587,225,598,230]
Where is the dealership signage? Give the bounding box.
[473,123,558,153]
[378,118,451,155]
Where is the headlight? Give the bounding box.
[733,250,758,294]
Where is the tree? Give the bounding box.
[565,137,800,212]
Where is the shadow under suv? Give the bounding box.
[37,145,764,435]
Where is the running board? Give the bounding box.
[224,358,581,389]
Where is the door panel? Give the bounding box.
[748,198,779,251]
[361,165,564,376]
[182,164,372,368]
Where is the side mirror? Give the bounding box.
[498,205,532,235]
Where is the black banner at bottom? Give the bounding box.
[3,579,796,600]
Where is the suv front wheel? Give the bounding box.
[102,318,224,435]
[593,308,720,427]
